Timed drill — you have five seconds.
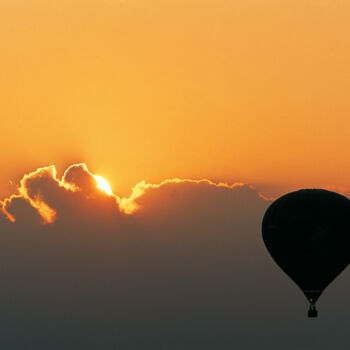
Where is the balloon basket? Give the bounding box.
[308,306,318,318]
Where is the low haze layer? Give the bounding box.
[0,164,349,349]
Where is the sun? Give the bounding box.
[93,175,112,196]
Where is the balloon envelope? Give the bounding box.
[262,189,350,311]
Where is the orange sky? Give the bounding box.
[1,0,349,198]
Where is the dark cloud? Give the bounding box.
[0,164,349,349]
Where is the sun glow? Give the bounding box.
[93,175,112,196]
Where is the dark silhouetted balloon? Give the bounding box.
[262,189,350,317]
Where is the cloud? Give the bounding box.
[2,163,122,225]
[0,164,349,349]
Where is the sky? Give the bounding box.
[1,0,350,348]
[1,0,350,198]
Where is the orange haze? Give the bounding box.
[1,0,349,197]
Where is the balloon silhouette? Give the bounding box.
[262,189,350,317]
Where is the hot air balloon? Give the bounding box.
[262,189,350,317]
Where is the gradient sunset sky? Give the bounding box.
[1,0,349,198]
[1,1,350,349]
